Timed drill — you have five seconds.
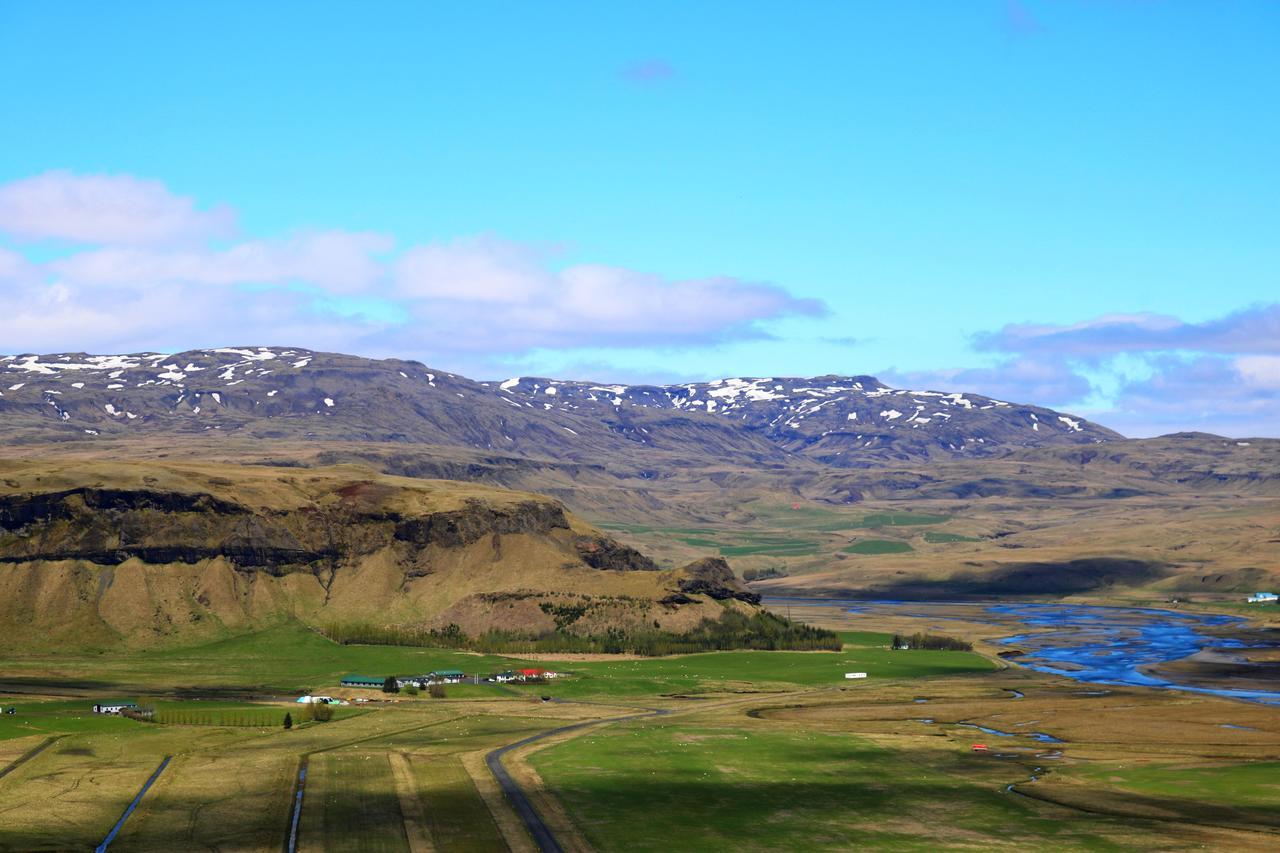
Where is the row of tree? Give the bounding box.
[320,611,841,656]
[890,632,973,651]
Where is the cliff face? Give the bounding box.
[0,459,752,649]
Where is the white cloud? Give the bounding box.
[0,170,235,246]
[1235,355,1280,390]
[0,173,824,369]
[394,236,551,303]
[392,236,824,352]
[51,230,393,294]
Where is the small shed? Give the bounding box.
[340,674,387,689]
[93,701,139,715]
[845,672,868,679]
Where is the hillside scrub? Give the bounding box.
[320,610,841,656]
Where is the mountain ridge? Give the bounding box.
[0,347,1119,465]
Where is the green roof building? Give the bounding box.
[341,674,388,688]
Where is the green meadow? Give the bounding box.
[531,721,1113,852]
[843,539,914,555]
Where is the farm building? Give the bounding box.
[1247,592,1278,603]
[490,671,517,683]
[845,672,868,679]
[340,674,387,689]
[296,695,337,704]
[93,701,138,715]
[430,670,468,684]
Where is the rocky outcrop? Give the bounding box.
[677,557,761,604]
[573,535,658,571]
[394,499,570,547]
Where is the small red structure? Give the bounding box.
[971,744,988,752]
[519,668,546,679]
[791,503,802,510]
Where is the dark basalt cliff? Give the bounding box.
[0,488,596,573]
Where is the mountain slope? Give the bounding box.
[0,348,1117,465]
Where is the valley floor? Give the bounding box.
[1,619,1278,851]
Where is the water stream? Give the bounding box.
[773,598,1280,705]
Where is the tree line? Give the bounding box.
[320,610,841,656]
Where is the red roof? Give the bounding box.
[519,668,545,676]
[971,744,988,751]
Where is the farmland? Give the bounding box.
[2,613,1278,851]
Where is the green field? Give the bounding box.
[856,512,950,527]
[301,751,410,852]
[501,632,993,700]
[0,699,139,741]
[843,539,914,555]
[413,754,508,852]
[1067,761,1280,808]
[922,531,982,543]
[531,721,1108,851]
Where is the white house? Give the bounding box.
[844,672,868,679]
[92,701,138,715]
[1247,592,1278,603]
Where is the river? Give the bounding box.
[771,599,1280,705]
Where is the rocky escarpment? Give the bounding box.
[0,460,760,649]
[0,486,626,581]
[0,488,332,569]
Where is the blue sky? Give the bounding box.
[1,1,1277,436]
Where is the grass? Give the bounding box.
[531,720,1111,852]
[302,751,410,852]
[413,754,510,852]
[843,539,914,555]
[1067,761,1280,808]
[856,512,950,528]
[503,634,993,699]
[0,699,139,742]
[923,531,982,544]
[1,622,524,696]
[719,537,822,558]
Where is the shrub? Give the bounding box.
[283,713,292,730]
[428,683,446,699]
[402,683,420,696]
